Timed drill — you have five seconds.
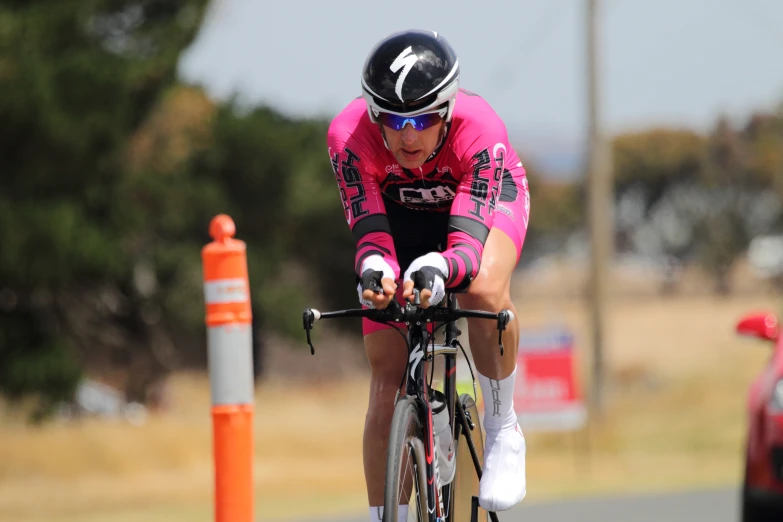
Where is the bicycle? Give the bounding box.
[303,289,514,522]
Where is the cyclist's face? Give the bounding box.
[382,119,445,169]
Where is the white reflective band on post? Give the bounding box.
[208,324,255,405]
[204,278,248,305]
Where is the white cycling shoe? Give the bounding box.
[479,422,527,512]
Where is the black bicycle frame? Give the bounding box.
[403,294,467,519]
[421,293,497,522]
[302,292,511,522]
[440,293,461,520]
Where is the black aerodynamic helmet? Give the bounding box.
[361,30,460,123]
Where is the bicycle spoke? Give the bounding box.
[397,444,414,506]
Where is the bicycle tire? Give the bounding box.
[383,396,429,522]
[452,393,488,522]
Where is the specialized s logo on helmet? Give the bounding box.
[390,46,419,103]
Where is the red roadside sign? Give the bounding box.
[513,327,587,431]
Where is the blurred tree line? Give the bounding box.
[0,0,356,418]
[1,2,782,418]
[612,111,783,294]
[526,109,783,293]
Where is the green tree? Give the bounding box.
[613,129,705,196]
[610,110,783,295]
[186,103,355,338]
[0,0,209,417]
[697,117,760,294]
[744,111,783,197]
[523,168,583,260]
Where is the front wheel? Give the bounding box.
[452,393,488,522]
[384,396,429,522]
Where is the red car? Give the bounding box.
[737,311,783,522]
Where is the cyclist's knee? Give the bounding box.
[364,328,407,386]
[461,265,511,313]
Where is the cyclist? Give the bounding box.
[327,29,530,520]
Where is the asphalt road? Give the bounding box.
[297,487,740,522]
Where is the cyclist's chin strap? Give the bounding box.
[424,122,450,162]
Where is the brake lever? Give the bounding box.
[496,310,513,357]
[302,309,317,355]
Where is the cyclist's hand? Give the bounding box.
[357,255,398,309]
[402,279,433,308]
[361,273,397,309]
[403,252,448,308]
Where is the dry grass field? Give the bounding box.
[1,262,781,522]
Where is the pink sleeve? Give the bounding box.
[327,130,401,280]
[441,139,507,289]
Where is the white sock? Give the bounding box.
[477,366,518,431]
[369,505,408,522]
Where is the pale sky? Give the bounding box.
[179,0,783,163]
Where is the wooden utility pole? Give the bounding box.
[586,0,613,416]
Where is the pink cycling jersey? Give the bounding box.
[327,89,527,289]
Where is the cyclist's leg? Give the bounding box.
[459,170,528,385]
[457,170,529,512]
[459,227,520,380]
[363,324,407,508]
[363,293,438,522]
[363,201,447,521]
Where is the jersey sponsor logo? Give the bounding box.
[381,166,458,210]
[385,164,402,175]
[329,148,350,223]
[330,147,368,224]
[390,46,419,102]
[490,143,506,215]
[493,144,507,168]
[399,185,456,205]
[468,144,507,220]
[469,148,491,220]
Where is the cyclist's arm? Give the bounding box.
[441,136,507,290]
[326,134,400,281]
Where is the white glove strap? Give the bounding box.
[361,255,396,281]
[403,252,449,282]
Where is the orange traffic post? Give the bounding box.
[201,214,255,522]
